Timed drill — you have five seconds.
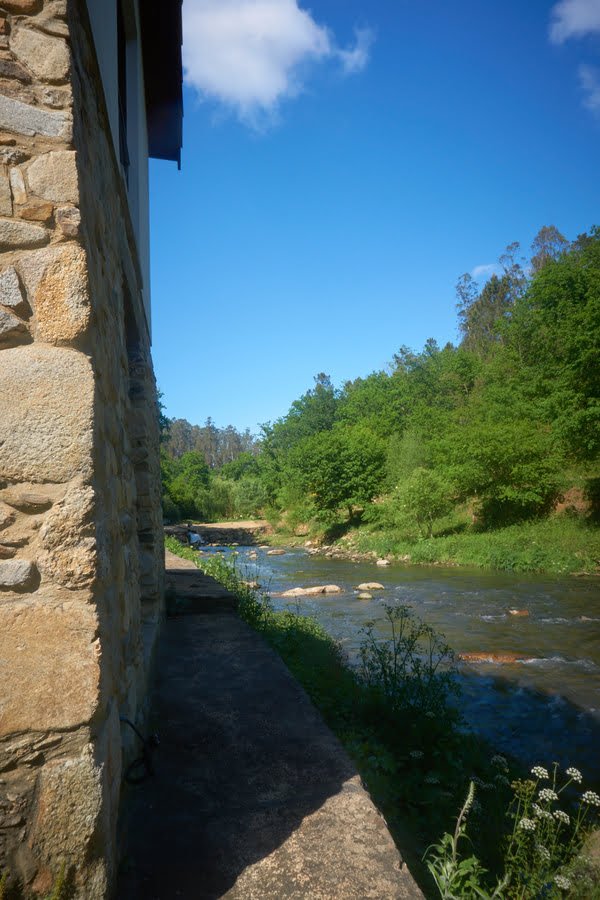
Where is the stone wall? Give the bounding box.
[0,1,164,895]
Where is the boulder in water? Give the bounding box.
[280,584,343,598]
[376,558,390,567]
[357,582,384,591]
[267,548,286,556]
[357,592,372,600]
[508,608,529,617]
[459,652,521,664]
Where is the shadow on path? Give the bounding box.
[116,554,421,899]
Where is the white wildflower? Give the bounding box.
[582,791,600,807]
[553,874,571,891]
[538,788,558,803]
[535,844,551,862]
[566,766,582,783]
[554,810,570,825]
[409,750,424,759]
[532,803,553,821]
[531,766,550,780]
[518,817,537,832]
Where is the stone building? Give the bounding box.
[0,0,182,895]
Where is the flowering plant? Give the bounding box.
[501,762,599,897]
[427,761,600,898]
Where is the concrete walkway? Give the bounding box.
[116,551,422,899]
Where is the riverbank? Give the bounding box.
[163,539,519,893]
[165,537,600,897]
[264,515,600,576]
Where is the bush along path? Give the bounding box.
[166,538,600,898]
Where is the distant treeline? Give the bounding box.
[161,225,600,533]
[160,417,263,521]
[163,417,260,467]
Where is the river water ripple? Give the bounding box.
[205,546,600,779]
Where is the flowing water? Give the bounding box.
[203,545,600,779]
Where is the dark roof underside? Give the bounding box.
[140,0,183,167]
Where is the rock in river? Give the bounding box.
[357,582,384,591]
[280,584,343,598]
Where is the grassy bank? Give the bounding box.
[267,514,600,576]
[348,516,600,576]
[165,537,600,897]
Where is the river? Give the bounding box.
[201,544,600,781]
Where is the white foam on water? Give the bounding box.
[521,656,600,672]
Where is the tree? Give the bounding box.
[336,371,403,437]
[439,417,562,526]
[168,451,210,519]
[457,273,513,356]
[233,477,268,517]
[508,225,600,459]
[394,468,454,538]
[530,225,569,274]
[219,452,260,481]
[386,429,430,488]
[269,373,338,451]
[286,426,386,518]
[167,418,194,458]
[498,240,527,303]
[156,390,171,444]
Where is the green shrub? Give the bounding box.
[233,476,268,518]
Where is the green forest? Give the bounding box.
[161,225,600,574]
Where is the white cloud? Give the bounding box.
[471,263,500,280]
[336,27,375,75]
[579,63,600,112]
[182,0,373,126]
[549,0,600,44]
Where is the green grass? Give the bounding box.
[264,504,600,576]
[347,516,600,575]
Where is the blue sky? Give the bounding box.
[150,0,600,433]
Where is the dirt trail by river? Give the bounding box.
[187,519,271,530]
